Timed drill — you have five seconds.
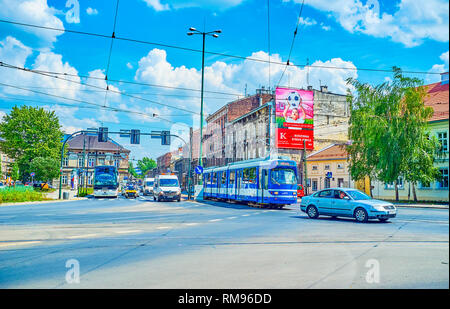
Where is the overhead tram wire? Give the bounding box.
[0,61,201,116]
[103,0,120,108]
[276,0,305,88]
[0,81,187,126]
[0,18,443,76]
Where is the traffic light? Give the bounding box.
[161,131,170,145]
[98,127,108,142]
[130,129,140,144]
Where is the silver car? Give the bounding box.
[300,188,397,223]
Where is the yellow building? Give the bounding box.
[306,144,354,193]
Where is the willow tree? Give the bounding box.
[346,67,439,201]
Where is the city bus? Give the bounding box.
[202,156,298,208]
[93,165,119,198]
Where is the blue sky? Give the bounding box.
[0,0,448,161]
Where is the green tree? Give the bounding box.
[346,67,440,201]
[128,161,140,179]
[0,106,63,181]
[137,157,157,175]
[10,162,19,184]
[29,157,60,184]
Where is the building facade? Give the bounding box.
[60,133,130,189]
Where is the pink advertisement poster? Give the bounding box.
[275,87,314,150]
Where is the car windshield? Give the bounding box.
[127,185,135,190]
[347,190,372,200]
[271,168,297,185]
[160,179,179,187]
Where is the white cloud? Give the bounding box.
[299,17,317,27]
[126,62,133,69]
[287,0,449,47]
[426,50,449,84]
[86,7,98,15]
[0,0,65,45]
[142,0,245,11]
[134,48,358,114]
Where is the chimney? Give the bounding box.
[320,85,328,93]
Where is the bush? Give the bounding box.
[78,188,94,197]
[0,186,48,204]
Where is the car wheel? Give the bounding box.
[306,205,319,219]
[354,208,369,223]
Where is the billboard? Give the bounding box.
[275,87,314,150]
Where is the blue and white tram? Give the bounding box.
[203,157,298,208]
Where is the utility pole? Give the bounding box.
[303,139,308,195]
[187,27,221,184]
[187,127,193,200]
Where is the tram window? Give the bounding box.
[243,168,256,184]
[263,170,268,190]
[212,173,217,185]
[221,172,227,185]
[229,171,235,184]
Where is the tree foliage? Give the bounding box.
[0,106,63,181]
[137,157,157,175]
[346,67,440,201]
[29,157,60,183]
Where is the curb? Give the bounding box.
[394,204,449,210]
[0,198,89,207]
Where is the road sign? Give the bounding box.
[326,172,332,179]
[130,129,140,144]
[161,131,171,145]
[30,172,35,177]
[134,167,142,175]
[194,166,203,175]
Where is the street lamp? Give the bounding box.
[187,27,221,184]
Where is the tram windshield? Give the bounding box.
[271,168,297,185]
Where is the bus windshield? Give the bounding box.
[271,168,297,185]
[145,181,154,187]
[94,167,118,187]
[160,179,179,187]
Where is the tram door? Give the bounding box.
[260,169,268,203]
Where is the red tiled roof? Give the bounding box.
[307,144,348,161]
[423,81,449,122]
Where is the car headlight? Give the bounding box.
[372,206,385,211]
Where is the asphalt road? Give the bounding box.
[0,196,448,289]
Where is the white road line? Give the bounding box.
[156,226,171,230]
[115,230,143,234]
[242,214,251,217]
[67,234,98,239]
[227,216,237,219]
[209,219,223,222]
[184,223,199,226]
[0,241,42,248]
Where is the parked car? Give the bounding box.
[297,184,305,198]
[300,188,397,223]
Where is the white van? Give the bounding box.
[143,177,155,196]
[153,174,181,202]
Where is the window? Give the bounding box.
[243,167,256,183]
[63,157,69,167]
[212,173,217,185]
[229,171,235,184]
[312,166,318,171]
[324,165,330,170]
[221,172,227,185]
[318,190,333,198]
[271,168,297,185]
[87,173,93,185]
[98,158,105,166]
[438,132,448,152]
[438,168,449,189]
[385,177,404,189]
[62,175,67,185]
[114,159,119,167]
[88,157,95,167]
[78,156,85,167]
[312,179,318,191]
[324,178,331,189]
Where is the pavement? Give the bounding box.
[0,195,448,288]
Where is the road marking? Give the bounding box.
[242,214,251,217]
[209,219,222,222]
[115,230,143,234]
[0,241,42,248]
[227,216,237,219]
[185,223,199,226]
[156,226,171,230]
[67,234,97,239]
